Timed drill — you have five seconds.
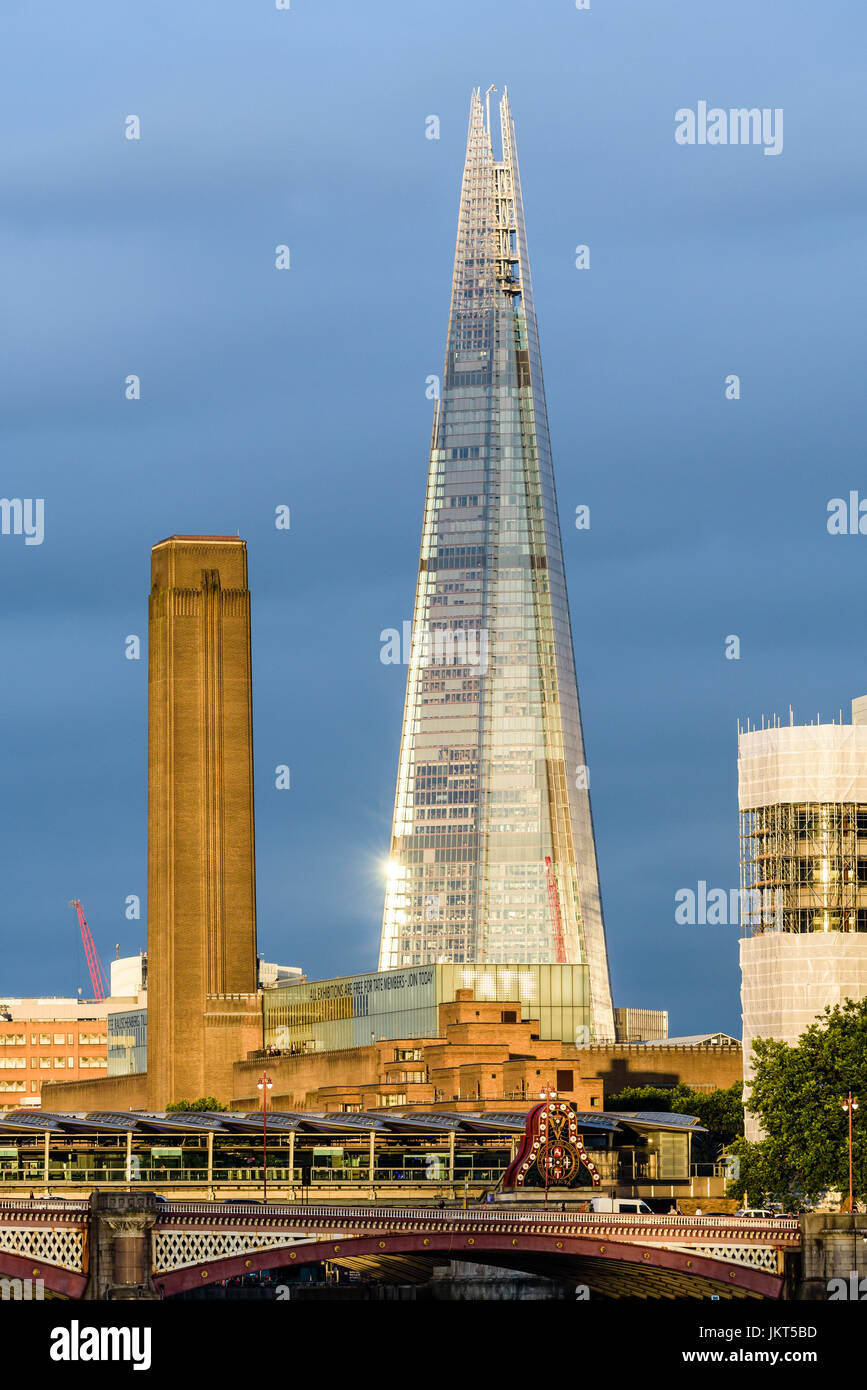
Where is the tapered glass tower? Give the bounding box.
[380,89,615,1042]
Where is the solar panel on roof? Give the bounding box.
[132,1112,229,1132]
[218,1113,295,1131]
[418,1112,485,1126]
[78,1112,141,1130]
[241,1114,303,1131]
[467,1112,616,1133]
[609,1111,704,1129]
[377,1114,467,1131]
[0,1111,66,1131]
[165,1115,226,1129]
[456,1114,535,1132]
[312,1114,389,1130]
[235,1112,332,1132]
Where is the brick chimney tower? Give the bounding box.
[146,536,261,1108]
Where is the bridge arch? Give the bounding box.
[155,1231,784,1300]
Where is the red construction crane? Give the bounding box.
[69,900,108,1001]
[543,856,567,964]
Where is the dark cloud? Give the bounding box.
[1,0,864,1036]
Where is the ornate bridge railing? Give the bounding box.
[0,1199,90,1297]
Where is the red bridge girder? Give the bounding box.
[154,1230,784,1300]
[0,1249,87,1299]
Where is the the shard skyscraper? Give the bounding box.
[380,88,615,1043]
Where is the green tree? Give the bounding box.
[604,1084,675,1113]
[165,1097,227,1113]
[685,1081,744,1146]
[605,1081,744,1158]
[727,997,867,1207]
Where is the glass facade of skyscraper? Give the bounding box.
[380,89,615,1042]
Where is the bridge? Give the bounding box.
[0,1197,800,1300]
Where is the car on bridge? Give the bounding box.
[589,1197,653,1214]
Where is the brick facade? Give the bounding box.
[232,995,741,1114]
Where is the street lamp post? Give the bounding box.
[257,1073,273,1205]
[539,1084,557,1209]
[842,1092,858,1212]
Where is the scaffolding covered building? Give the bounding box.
[738,697,867,1138]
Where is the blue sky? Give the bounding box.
[1,0,865,1036]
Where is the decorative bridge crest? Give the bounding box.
[503,1100,601,1189]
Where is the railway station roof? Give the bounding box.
[0,1108,704,1137]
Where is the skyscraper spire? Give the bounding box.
[380,89,615,1042]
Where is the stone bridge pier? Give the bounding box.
[85,1193,160,1301]
[797,1213,867,1300]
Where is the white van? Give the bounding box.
[589,1197,653,1215]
